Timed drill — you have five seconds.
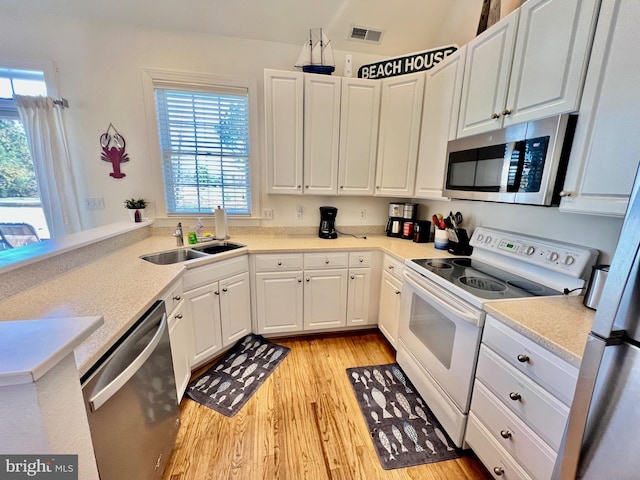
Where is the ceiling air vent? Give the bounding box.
[349,25,384,44]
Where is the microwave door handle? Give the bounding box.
[89,313,168,412]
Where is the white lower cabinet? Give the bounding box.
[377,255,404,348]
[253,251,378,335]
[467,316,578,480]
[183,255,251,369]
[167,300,190,402]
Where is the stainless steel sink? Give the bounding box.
[140,242,246,265]
[192,241,245,255]
[140,249,209,265]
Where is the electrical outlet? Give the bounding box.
[296,205,303,220]
[360,209,366,220]
[85,197,105,210]
[262,208,274,220]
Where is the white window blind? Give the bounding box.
[154,87,251,215]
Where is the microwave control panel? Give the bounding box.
[470,227,599,278]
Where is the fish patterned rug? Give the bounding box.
[346,363,462,469]
[187,334,290,417]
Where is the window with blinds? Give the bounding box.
[154,87,251,215]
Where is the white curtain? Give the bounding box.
[14,95,82,237]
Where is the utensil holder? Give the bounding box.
[434,229,449,250]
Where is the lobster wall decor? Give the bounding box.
[100,123,129,179]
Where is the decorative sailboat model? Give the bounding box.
[295,28,335,74]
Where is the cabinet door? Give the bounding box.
[255,271,304,335]
[346,268,374,326]
[265,69,304,194]
[338,78,381,195]
[167,301,191,402]
[304,269,348,330]
[560,0,640,217]
[414,46,466,199]
[184,282,223,368]
[219,271,252,347]
[457,11,519,138]
[378,271,402,348]
[304,74,341,195]
[375,72,425,196]
[504,0,600,126]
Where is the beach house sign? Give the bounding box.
[358,45,458,79]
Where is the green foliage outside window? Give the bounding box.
[0,119,37,198]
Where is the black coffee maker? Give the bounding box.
[319,206,338,239]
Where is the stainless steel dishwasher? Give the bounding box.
[81,300,179,480]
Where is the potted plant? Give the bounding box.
[124,198,148,222]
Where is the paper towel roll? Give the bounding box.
[214,206,229,240]
[344,54,353,77]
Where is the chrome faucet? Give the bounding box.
[173,222,184,246]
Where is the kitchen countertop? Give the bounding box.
[0,231,594,376]
[0,233,447,376]
[484,295,595,368]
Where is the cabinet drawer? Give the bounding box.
[471,381,556,480]
[348,251,373,268]
[466,413,533,480]
[183,255,249,291]
[304,252,348,269]
[253,253,303,272]
[483,316,578,406]
[382,254,404,280]
[163,278,184,313]
[476,345,569,450]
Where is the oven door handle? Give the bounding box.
[403,270,483,326]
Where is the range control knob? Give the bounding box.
[485,235,493,244]
[547,251,559,262]
[526,246,536,255]
[476,234,484,242]
[564,255,576,266]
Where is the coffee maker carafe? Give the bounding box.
[385,202,404,237]
[319,206,338,239]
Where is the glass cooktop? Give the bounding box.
[409,257,562,300]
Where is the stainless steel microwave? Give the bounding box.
[443,115,576,206]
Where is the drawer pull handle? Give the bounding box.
[277,261,282,266]
[509,392,522,401]
[174,313,183,320]
[173,295,181,301]
[500,430,511,439]
[517,354,530,363]
[493,467,504,476]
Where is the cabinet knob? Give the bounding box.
[340,186,344,189]
[351,275,355,280]
[502,109,512,116]
[297,185,301,189]
[298,277,302,283]
[493,467,504,476]
[491,112,501,119]
[173,295,181,301]
[500,430,512,439]
[395,290,401,295]
[388,265,394,270]
[277,261,282,266]
[325,259,330,264]
[517,354,530,363]
[359,257,364,263]
[174,313,183,319]
[222,287,228,292]
[215,291,220,295]
[306,277,310,282]
[559,190,573,197]
[376,186,380,189]
[509,392,522,401]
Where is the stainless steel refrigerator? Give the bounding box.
[553,165,640,479]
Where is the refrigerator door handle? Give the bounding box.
[552,332,623,479]
[89,313,168,412]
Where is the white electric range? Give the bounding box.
[396,227,598,448]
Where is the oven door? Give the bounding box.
[399,269,484,412]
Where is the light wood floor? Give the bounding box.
[162,331,491,480]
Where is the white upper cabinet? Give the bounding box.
[265,69,303,194]
[457,11,518,138]
[560,0,640,217]
[304,74,341,195]
[458,0,600,137]
[338,77,381,195]
[375,72,425,197]
[414,46,467,199]
[504,0,600,126]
